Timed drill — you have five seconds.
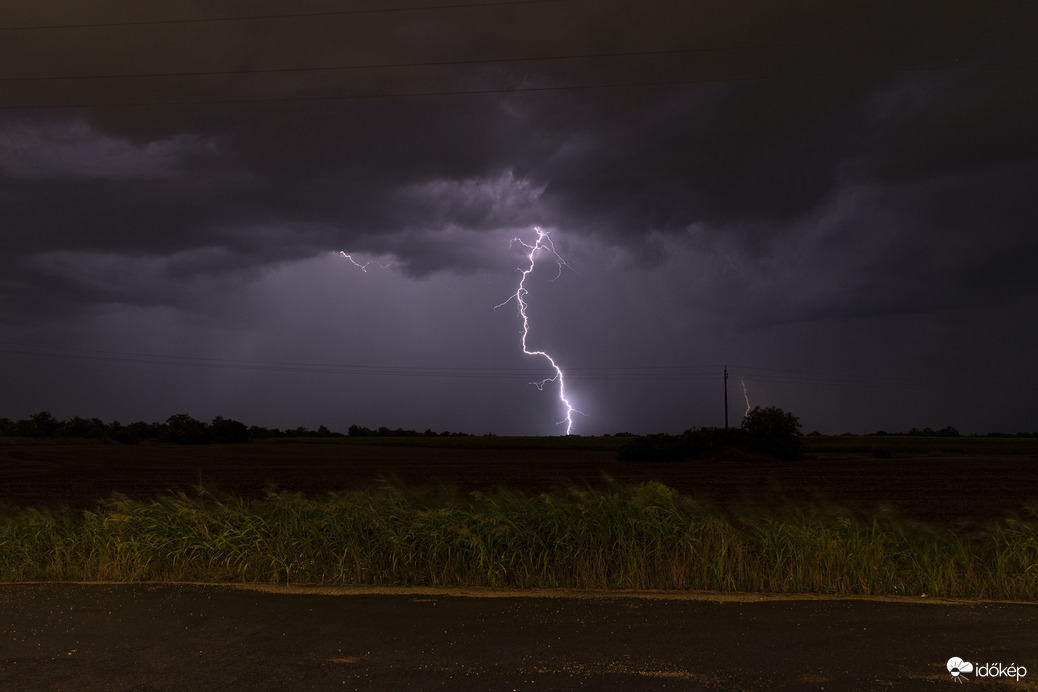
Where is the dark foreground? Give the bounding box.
[1,584,1035,691]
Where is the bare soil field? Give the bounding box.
[1,440,1035,526]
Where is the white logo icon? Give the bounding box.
[947,657,974,681]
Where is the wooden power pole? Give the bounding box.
[723,366,729,429]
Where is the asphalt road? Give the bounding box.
[1,584,1035,690]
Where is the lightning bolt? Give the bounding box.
[495,227,582,435]
[340,251,392,272]
[741,379,752,417]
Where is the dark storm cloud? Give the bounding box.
[1,0,1037,434]
[4,1,1035,294]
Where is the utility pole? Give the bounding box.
[723,366,729,429]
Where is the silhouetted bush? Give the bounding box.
[620,407,804,462]
[209,417,249,444]
[63,416,110,439]
[618,427,750,462]
[742,406,803,460]
[164,414,210,445]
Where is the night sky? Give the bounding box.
[2,1,1036,436]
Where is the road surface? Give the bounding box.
[1,584,1035,690]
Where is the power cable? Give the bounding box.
[0,0,568,31]
[0,44,865,83]
[1,342,1034,391]
[0,37,960,83]
[2,58,1034,110]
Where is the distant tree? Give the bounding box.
[619,427,749,462]
[210,416,249,444]
[62,416,88,438]
[348,424,375,437]
[164,414,210,444]
[21,410,61,437]
[741,406,802,459]
[63,416,110,439]
[0,418,14,436]
[113,420,151,444]
[89,417,110,438]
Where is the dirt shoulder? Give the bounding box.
[20,580,1031,604]
[229,583,1035,605]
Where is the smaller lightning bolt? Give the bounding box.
[741,379,752,417]
[340,251,392,272]
[495,227,582,434]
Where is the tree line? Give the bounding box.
[619,406,805,462]
[0,411,473,445]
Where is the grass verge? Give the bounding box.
[2,481,1035,599]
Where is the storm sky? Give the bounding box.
[2,0,1036,435]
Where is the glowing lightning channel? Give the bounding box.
[494,227,582,435]
[340,251,392,272]
[741,379,752,417]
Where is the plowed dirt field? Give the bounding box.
[2,441,1035,526]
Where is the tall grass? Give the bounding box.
[1,481,1035,599]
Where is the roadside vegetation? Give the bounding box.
[2,481,1035,600]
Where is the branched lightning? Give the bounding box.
[340,234,579,435]
[495,227,582,434]
[340,251,392,272]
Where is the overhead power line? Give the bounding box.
[0,36,949,84]
[2,58,1034,111]
[728,365,1038,393]
[1,342,1034,392]
[0,44,828,83]
[0,0,567,31]
[0,343,667,379]
[0,341,714,381]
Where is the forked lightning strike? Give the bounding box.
[742,379,751,417]
[495,227,582,434]
[340,234,580,435]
